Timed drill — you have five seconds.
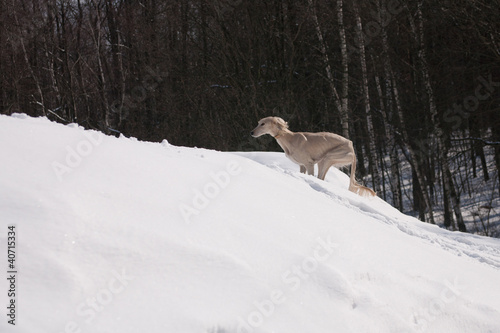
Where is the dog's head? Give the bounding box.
[251,117,288,138]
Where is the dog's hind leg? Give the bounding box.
[300,165,306,174]
[317,158,331,180]
[318,151,354,180]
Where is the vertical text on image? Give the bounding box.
[6,225,17,326]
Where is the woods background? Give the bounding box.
[1,0,499,234]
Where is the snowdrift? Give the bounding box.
[1,114,500,333]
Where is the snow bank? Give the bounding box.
[1,114,500,333]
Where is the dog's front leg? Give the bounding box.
[305,164,315,176]
[300,165,306,174]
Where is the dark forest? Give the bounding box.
[1,0,499,234]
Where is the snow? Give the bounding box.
[1,114,500,333]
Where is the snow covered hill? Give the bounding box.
[1,114,500,333]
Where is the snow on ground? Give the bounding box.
[1,114,500,333]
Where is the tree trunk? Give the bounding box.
[13,3,46,117]
[58,0,78,122]
[45,0,62,117]
[470,115,489,181]
[374,68,402,211]
[378,0,434,221]
[353,1,381,194]
[106,0,126,128]
[408,1,464,229]
[75,0,91,122]
[441,165,454,229]
[88,5,111,132]
[307,0,348,137]
[412,166,426,221]
[337,0,350,139]
[391,66,434,222]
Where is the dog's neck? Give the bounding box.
[274,128,291,139]
[273,130,294,156]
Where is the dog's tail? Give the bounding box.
[349,152,376,197]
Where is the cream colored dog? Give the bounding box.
[251,116,375,197]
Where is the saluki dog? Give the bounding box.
[251,116,376,197]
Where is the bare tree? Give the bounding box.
[353,1,382,194]
[307,0,349,138]
[336,0,350,139]
[88,0,111,132]
[407,1,465,230]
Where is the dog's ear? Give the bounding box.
[274,117,288,129]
